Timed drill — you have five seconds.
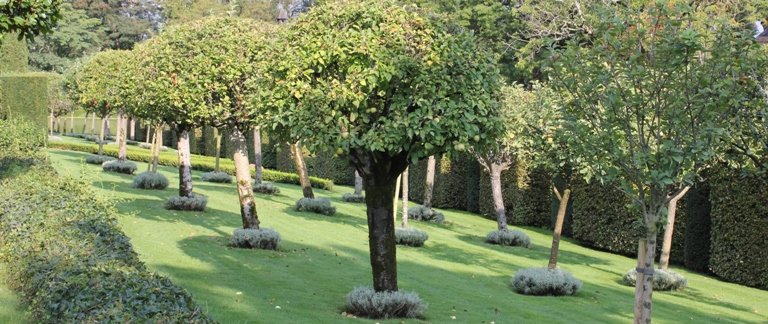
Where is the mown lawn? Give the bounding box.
[43,149,768,323]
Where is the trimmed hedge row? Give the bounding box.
[0,73,48,129]
[49,141,334,190]
[478,164,552,228]
[0,33,28,74]
[0,164,212,322]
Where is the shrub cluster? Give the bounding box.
[345,286,426,319]
[511,268,582,296]
[485,229,531,248]
[253,182,280,194]
[102,160,138,175]
[621,268,687,291]
[0,119,46,177]
[0,166,212,323]
[229,228,280,250]
[295,197,336,215]
[201,171,232,183]
[407,205,445,224]
[165,194,208,211]
[137,142,169,151]
[84,154,114,165]
[132,171,169,190]
[342,193,365,203]
[395,227,428,247]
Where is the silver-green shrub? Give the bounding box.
[512,267,582,296]
[102,160,137,175]
[295,197,336,215]
[342,193,365,203]
[164,195,208,211]
[84,155,114,164]
[132,172,169,190]
[395,227,428,247]
[622,268,687,291]
[486,229,531,248]
[345,286,426,319]
[230,228,280,250]
[407,205,445,224]
[253,182,280,194]
[201,171,232,183]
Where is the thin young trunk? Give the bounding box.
[147,127,156,172]
[69,111,74,134]
[548,187,571,270]
[634,220,659,324]
[90,113,96,135]
[129,117,135,140]
[291,141,314,198]
[231,126,259,229]
[490,164,507,230]
[214,128,222,172]
[49,111,54,135]
[177,129,194,198]
[117,111,127,162]
[393,174,402,220]
[82,112,89,134]
[98,117,106,156]
[115,111,123,144]
[104,118,110,139]
[401,167,409,228]
[145,126,151,144]
[56,117,61,133]
[354,170,363,195]
[424,155,436,208]
[364,169,399,292]
[152,127,162,173]
[659,186,691,270]
[253,127,263,184]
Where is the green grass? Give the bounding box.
[42,148,768,323]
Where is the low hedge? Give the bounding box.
[0,165,212,323]
[49,140,334,190]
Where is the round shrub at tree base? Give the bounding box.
[85,154,114,165]
[132,171,169,190]
[342,193,365,203]
[253,182,280,195]
[395,227,428,247]
[407,205,445,224]
[621,269,687,291]
[709,169,768,290]
[201,171,232,183]
[230,228,280,250]
[165,194,208,211]
[295,197,336,216]
[512,268,582,296]
[102,160,138,175]
[345,286,426,319]
[486,229,531,248]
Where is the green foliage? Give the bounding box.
[164,194,208,211]
[0,33,28,73]
[201,171,232,183]
[102,160,137,175]
[0,73,48,129]
[229,228,280,250]
[253,182,280,195]
[69,50,131,118]
[485,229,531,248]
[0,118,45,177]
[622,269,687,291]
[132,171,169,190]
[71,0,158,50]
[295,197,336,216]
[345,286,426,319]
[275,143,355,185]
[27,3,103,72]
[0,0,62,40]
[84,154,114,164]
[394,227,428,247]
[479,164,552,227]
[511,267,582,296]
[407,206,445,224]
[46,72,73,117]
[709,169,768,289]
[0,165,212,323]
[433,154,470,210]
[342,193,365,203]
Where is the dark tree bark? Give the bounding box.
[253,127,263,184]
[354,170,363,195]
[291,141,314,198]
[177,129,194,198]
[231,126,259,229]
[423,155,436,208]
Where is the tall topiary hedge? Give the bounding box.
[433,154,470,210]
[0,33,28,74]
[0,73,48,129]
[478,163,551,228]
[709,169,768,289]
[683,182,711,272]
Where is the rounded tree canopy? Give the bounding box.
[264,0,503,162]
[0,0,62,40]
[131,17,278,130]
[69,49,131,117]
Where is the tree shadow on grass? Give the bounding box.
[123,198,240,237]
[455,234,610,267]
[280,206,368,228]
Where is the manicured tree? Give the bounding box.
[548,2,757,321]
[266,0,501,293]
[290,141,315,198]
[423,155,436,208]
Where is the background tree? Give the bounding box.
[266,0,502,292]
[0,0,62,40]
[71,0,162,50]
[48,73,74,135]
[548,2,758,321]
[26,3,103,72]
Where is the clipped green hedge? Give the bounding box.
[478,163,551,228]
[49,141,334,190]
[709,169,768,289]
[0,73,48,129]
[275,142,354,186]
[0,33,28,74]
[683,182,712,272]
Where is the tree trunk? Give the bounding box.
[231,126,259,229]
[69,111,74,134]
[115,111,123,144]
[548,188,571,270]
[634,224,659,324]
[55,117,61,133]
[354,170,363,195]
[104,118,110,139]
[49,111,54,135]
[98,117,106,156]
[147,127,156,172]
[393,174,402,221]
[659,186,691,270]
[401,167,409,228]
[424,155,436,208]
[152,126,162,173]
[82,112,89,134]
[145,126,151,144]
[214,128,222,172]
[253,127,263,184]
[90,113,96,135]
[117,111,127,162]
[490,164,507,230]
[129,117,135,140]
[177,129,194,198]
[364,168,400,292]
[291,141,314,198]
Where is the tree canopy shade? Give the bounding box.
[0,0,62,40]
[27,2,103,72]
[547,1,759,322]
[265,0,502,292]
